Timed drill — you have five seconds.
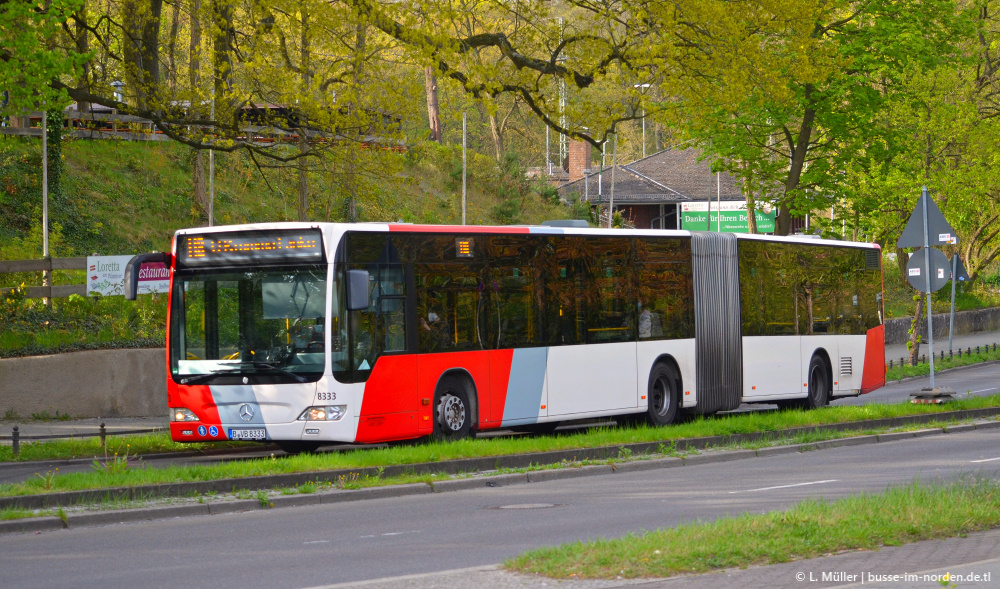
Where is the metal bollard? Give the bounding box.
[99,422,106,449]
[889,359,893,369]
[921,354,925,365]
[12,426,18,459]
[976,345,980,354]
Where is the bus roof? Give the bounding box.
[175,221,879,250]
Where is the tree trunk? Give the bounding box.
[213,0,234,99]
[425,66,441,142]
[73,6,90,114]
[895,247,910,287]
[122,0,164,108]
[745,194,758,234]
[776,86,816,236]
[490,112,503,161]
[189,0,207,216]
[908,295,925,366]
[296,0,311,222]
[166,0,181,92]
[298,137,309,221]
[192,150,208,216]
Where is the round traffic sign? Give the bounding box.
[906,247,950,293]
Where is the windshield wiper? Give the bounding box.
[247,361,307,383]
[179,368,240,385]
[178,362,307,385]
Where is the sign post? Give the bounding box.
[896,186,957,401]
[948,254,969,354]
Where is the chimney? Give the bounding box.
[567,140,591,182]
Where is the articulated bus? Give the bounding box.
[126,222,886,453]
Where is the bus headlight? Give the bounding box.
[171,408,199,422]
[298,406,347,421]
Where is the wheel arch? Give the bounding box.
[649,354,683,404]
[434,369,480,430]
[808,347,833,391]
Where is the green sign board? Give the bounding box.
[681,209,775,233]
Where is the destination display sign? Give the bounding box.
[177,229,325,268]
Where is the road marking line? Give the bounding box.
[303,540,330,545]
[971,388,998,394]
[730,479,839,494]
[970,457,1000,463]
[298,564,501,589]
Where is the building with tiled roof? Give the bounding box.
[556,144,764,231]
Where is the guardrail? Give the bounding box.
[1,423,165,458]
[0,257,87,299]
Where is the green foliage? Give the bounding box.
[0,291,166,357]
[0,0,86,114]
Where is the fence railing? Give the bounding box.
[0,257,87,299]
[887,342,999,369]
[0,423,165,458]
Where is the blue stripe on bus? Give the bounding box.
[502,347,548,424]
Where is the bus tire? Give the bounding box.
[647,363,680,426]
[276,441,321,455]
[433,376,473,441]
[803,355,831,410]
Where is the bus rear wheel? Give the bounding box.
[803,355,831,410]
[647,363,680,426]
[433,376,473,441]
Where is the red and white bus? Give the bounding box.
[126,222,886,452]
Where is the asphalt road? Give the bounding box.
[4,422,1000,588]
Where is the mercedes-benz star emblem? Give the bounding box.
[239,403,255,421]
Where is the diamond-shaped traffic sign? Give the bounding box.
[897,189,957,248]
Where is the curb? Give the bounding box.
[1,408,998,530]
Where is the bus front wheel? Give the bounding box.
[433,376,473,441]
[647,363,680,426]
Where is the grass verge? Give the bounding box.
[5,393,999,465]
[885,346,1000,381]
[505,478,1000,579]
[0,395,998,499]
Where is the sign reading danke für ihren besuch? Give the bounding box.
[680,201,776,233]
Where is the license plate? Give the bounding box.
[228,428,266,441]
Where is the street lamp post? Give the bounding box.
[634,84,650,158]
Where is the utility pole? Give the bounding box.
[462,112,467,225]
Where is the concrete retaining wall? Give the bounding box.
[884,307,1000,345]
[0,348,167,419]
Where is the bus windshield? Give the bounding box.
[170,265,328,384]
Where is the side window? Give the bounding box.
[539,236,583,346]
[582,237,632,343]
[738,241,799,336]
[486,235,539,349]
[636,238,694,340]
[416,264,484,352]
[345,233,408,374]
